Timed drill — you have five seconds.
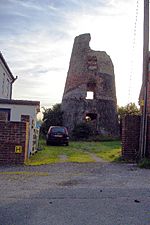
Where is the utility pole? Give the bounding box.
[139,0,149,159]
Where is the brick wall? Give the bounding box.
[122,115,141,161]
[0,121,28,164]
[21,115,30,123]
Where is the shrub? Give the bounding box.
[40,104,63,136]
[72,123,92,139]
[138,158,150,169]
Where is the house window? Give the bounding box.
[0,108,11,121]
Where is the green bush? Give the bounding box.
[72,123,92,139]
[40,104,63,136]
[87,135,120,142]
[138,158,150,169]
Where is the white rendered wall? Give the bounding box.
[0,59,13,99]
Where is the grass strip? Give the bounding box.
[0,171,49,176]
[25,140,121,165]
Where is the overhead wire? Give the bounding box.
[128,0,139,103]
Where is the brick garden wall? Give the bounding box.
[122,115,141,161]
[0,121,28,164]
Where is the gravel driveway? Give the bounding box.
[0,161,150,225]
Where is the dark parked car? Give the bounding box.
[46,126,69,146]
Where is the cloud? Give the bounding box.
[0,0,143,107]
[6,0,45,11]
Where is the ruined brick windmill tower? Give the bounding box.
[61,33,118,137]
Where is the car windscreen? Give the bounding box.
[51,127,65,133]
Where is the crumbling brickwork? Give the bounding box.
[61,33,118,136]
[122,115,141,161]
[0,121,28,164]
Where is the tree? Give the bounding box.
[118,102,141,120]
[117,103,141,136]
[40,104,63,136]
[72,122,92,139]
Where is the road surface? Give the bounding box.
[0,162,150,225]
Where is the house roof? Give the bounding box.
[0,52,16,82]
[0,99,40,108]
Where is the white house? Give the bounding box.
[0,52,40,157]
[0,99,40,156]
[0,52,17,100]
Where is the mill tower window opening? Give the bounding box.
[86,91,94,99]
[86,80,96,100]
[85,113,97,122]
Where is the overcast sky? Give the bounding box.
[0,0,144,108]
